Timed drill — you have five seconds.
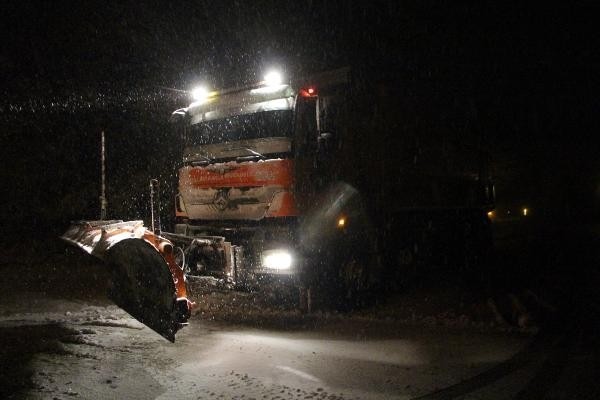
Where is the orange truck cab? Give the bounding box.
[167,73,332,290]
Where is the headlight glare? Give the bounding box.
[262,249,293,270]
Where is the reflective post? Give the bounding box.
[150,179,161,235]
[100,130,107,220]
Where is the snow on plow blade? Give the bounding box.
[62,220,193,342]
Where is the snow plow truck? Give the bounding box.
[63,67,495,341]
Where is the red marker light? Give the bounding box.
[300,87,317,97]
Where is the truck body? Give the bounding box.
[168,67,494,296]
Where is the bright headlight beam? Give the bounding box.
[191,86,209,101]
[263,250,292,270]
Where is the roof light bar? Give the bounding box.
[263,70,283,86]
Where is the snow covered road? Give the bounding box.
[0,296,528,399]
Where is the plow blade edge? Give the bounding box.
[62,220,192,342]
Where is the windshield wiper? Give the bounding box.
[235,147,265,162]
[188,153,214,166]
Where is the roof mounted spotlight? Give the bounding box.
[263,70,283,86]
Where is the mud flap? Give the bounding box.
[61,220,192,342]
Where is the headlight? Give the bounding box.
[262,249,293,270]
[191,86,209,101]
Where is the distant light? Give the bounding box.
[264,70,283,86]
[191,86,209,102]
[487,211,494,218]
[307,87,315,94]
[337,217,346,228]
[522,208,528,216]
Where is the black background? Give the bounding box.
[1,1,598,238]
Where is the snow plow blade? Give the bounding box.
[61,220,193,342]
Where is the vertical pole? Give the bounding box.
[100,130,107,220]
[150,179,161,235]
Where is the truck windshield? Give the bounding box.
[188,110,293,146]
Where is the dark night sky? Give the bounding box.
[1,1,599,237]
